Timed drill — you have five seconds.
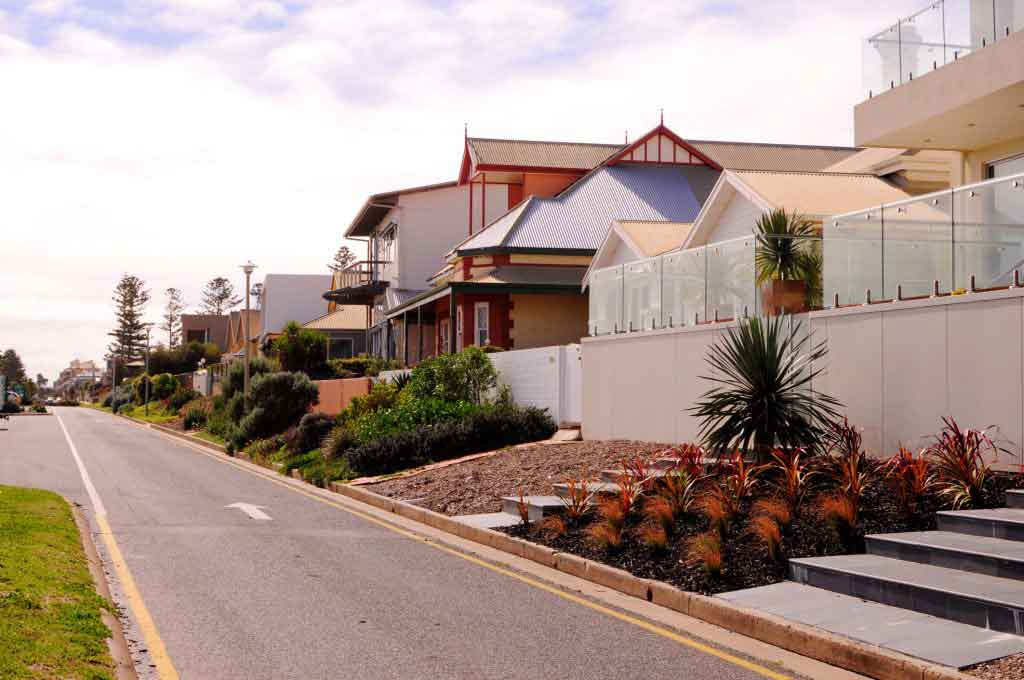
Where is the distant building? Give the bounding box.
[257,274,334,348]
[54,358,102,396]
[180,314,229,352]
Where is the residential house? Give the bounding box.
[54,359,102,397]
[224,309,260,361]
[383,124,864,359]
[180,314,229,352]
[302,306,368,359]
[257,274,334,350]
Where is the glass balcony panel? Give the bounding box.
[587,265,623,335]
[707,238,755,322]
[623,258,661,332]
[863,23,902,96]
[995,0,1024,37]
[953,175,1024,289]
[900,4,947,81]
[662,247,706,327]
[883,196,954,298]
[824,214,884,305]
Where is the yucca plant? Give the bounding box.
[690,316,841,462]
[926,417,1002,509]
[754,208,817,285]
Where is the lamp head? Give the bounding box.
[241,260,257,276]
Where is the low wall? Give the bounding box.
[490,345,581,426]
[313,377,371,416]
[582,288,1024,470]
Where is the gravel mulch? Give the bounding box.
[366,440,670,516]
[968,654,1024,679]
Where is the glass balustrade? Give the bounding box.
[588,173,1024,337]
[863,0,1019,98]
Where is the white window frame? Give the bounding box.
[474,302,490,346]
[439,318,450,354]
[456,307,464,351]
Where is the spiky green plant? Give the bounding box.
[754,208,817,285]
[689,316,841,461]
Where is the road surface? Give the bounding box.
[0,408,840,679]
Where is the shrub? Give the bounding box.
[1,401,23,414]
[640,524,669,553]
[752,498,792,528]
[247,434,287,460]
[290,412,336,454]
[884,446,936,515]
[698,489,733,536]
[348,397,477,443]
[687,532,723,577]
[270,321,329,377]
[147,341,220,375]
[101,394,112,408]
[819,419,874,518]
[168,388,199,413]
[690,316,841,461]
[643,496,676,537]
[328,356,373,377]
[539,515,567,539]
[342,383,399,424]
[926,416,1002,510]
[31,404,47,413]
[343,406,555,476]
[221,356,276,401]
[132,374,151,404]
[151,373,178,400]
[750,516,782,561]
[665,443,706,477]
[225,392,246,425]
[322,425,357,461]
[658,468,702,518]
[406,347,497,405]
[232,371,319,446]
[559,478,595,522]
[587,497,625,552]
[183,406,208,431]
[769,448,816,513]
[820,494,858,545]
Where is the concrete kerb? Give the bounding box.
[125,413,976,680]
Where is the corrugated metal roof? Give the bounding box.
[303,306,367,330]
[731,170,912,216]
[690,140,859,172]
[467,137,624,170]
[386,288,426,310]
[458,164,719,253]
[472,266,585,287]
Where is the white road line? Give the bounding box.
[56,411,107,517]
[225,502,272,520]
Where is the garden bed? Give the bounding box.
[368,440,669,516]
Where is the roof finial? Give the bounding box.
[464,122,468,140]
[624,129,628,144]
[659,108,664,126]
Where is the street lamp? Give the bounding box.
[144,327,151,417]
[241,260,257,401]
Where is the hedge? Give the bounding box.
[343,406,556,476]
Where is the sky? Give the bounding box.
[0,0,923,382]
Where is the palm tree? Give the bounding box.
[754,208,817,284]
[689,316,841,461]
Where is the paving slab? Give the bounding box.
[454,512,522,529]
[720,582,1024,668]
[868,530,1024,580]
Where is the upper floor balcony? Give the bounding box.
[322,260,391,306]
[856,0,1024,150]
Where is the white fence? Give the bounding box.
[490,345,582,427]
[582,288,1024,470]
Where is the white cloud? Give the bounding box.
[0,0,925,379]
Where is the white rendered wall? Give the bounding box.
[582,288,1024,469]
[490,344,582,426]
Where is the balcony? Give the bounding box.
[587,172,1024,336]
[856,0,1024,150]
[322,260,391,306]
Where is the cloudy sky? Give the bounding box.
[0,0,920,381]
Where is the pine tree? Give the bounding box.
[0,349,26,384]
[160,288,186,348]
[108,274,151,364]
[200,277,242,315]
[328,245,357,273]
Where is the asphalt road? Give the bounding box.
[1,408,804,680]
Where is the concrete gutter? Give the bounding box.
[68,499,138,680]
[127,415,970,680]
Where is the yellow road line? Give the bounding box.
[56,413,179,680]
[147,425,791,680]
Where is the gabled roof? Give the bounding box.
[345,180,457,238]
[459,137,623,183]
[583,220,693,289]
[451,163,720,255]
[688,140,860,172]
[302,306,367,331]
[605,124,721,169]
[683,170,913,248]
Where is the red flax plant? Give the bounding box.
[659,466,704,519]
[819,418,874,520]
[514,486,530,525]
[719,451,763,515]
[665,443,706,477]
[558,478,595,524]
[925,417,1002,510]
[622,456,658,493]
[768,447,816,515]
[611,461,647,516]
[883,446,936,516]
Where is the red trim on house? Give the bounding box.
[474,163,590,175]
[462,258,473,281]
[606,124,723,171]
[481,172,487,232]
[467,178,474,236]
[507,184,524,208]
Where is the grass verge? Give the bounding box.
[0,485,115,679]
[193,430,226,447]
[115,404,178,424]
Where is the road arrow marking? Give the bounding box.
[225,502,272,520]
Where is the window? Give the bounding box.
[439,319,450,354]
[375,222,397,263]
[456,307,464,351]
[474,302,489,346]
[987,154,1024,179]
[328,338,354,360]
[186,329,207,344]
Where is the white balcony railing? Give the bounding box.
[864,0,1024,98]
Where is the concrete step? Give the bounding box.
[720,582,1024,669]
[790,553,1024,634]
[551,481,618,499]
[454,512,522,529]
[938,508,1024,541]
[1007,490,1024,509]
[600,468,669,483]
[867,531,1024,581]
[500,495,565,522]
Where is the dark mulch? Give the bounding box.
[968,654,1024,679]
[505,469,1022,596]
[366,440,670,516]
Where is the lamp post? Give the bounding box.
[144,327,151,417]
[241,260,257,401]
